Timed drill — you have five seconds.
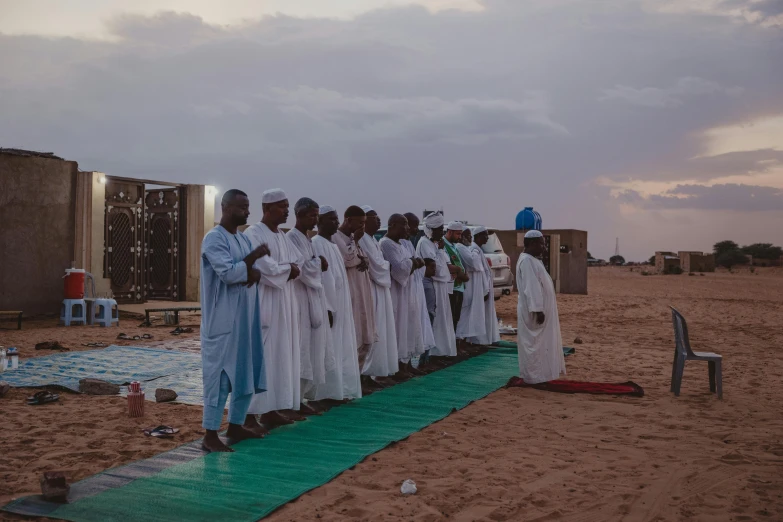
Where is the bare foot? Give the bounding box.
[202,430,234,453]
[260,411,295,428]
[298,402,321,416]
[226,423,266,442]
[240,416,269,437]
[280,409,307,422]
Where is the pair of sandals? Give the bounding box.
[27,390,60,405]
[142,425,180,438]
[117,333,153,341]
[170,327,193,336]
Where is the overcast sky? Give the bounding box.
[1,0,781,260]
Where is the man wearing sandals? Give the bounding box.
[200,189,269,452]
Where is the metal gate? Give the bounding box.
[144,188,180,300]
[105,181,145,303]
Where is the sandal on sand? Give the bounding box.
[170,327,193,336]
[117,333,142,341]
[143,425,180,438]
[27,390,60,405]
[81,342,108,347]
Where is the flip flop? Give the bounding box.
[141,334,153,340]
[143,425,180,438]
[117,334,142,341]
[170,327,193,335]
[27,390,60,405]
[81,342,108,347]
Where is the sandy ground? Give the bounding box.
[1,267,782,521]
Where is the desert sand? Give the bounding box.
[1,267,782,521]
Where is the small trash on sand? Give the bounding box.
[35,341,68,351]
[155,388,178,403]
[79,378,120,395]
[40,471,70,502]
[573,337,584,344]
[401,479,417,495]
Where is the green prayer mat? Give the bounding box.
[494,340,575,356]
[4,346,521,522]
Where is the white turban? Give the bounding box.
[319,205,336,215]
[447,221,464,231]
[262,188,287,204]
[422,212,444,238]
[524,230,543,238]
[360,205,374,213]
[473,226,488,235]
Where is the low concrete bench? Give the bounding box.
[141,307,201,327]
[0,311,23,330]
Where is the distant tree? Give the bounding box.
[648,255,656,265]
[716,249,748,269]
[713,240,739,257]
[741,243,783,260]
[610,255,626,265]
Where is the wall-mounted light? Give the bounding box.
[99,176,107,184]
[206,185,218,197]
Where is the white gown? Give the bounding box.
[245,222,301,414]
[455,242,486,340]
[312,235,362,400]
[287,228,336,396]
[404,239,435,354]
[516,253,566,383]
[471,243,500,346]
[416,237,457,357]
[379,237,423,362]
[359,234,400,377]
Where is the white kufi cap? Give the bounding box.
[447,221,464,231]
[360,205,374,213]
[262,188,287,204]
[472,226,487,235]
[319,205,336,215]
[524,230,543,238]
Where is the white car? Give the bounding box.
[469,227,514,300]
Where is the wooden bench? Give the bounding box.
[0,311,23,330]
[141,307,201,327]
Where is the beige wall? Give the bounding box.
[183,184,215,301]
[0,153,78,315]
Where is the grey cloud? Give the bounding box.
[617,183,783,211]
[600,77,744,108]
[0,3,782,260]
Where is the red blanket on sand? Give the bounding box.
[506,377,644,397]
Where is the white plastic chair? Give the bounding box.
[670,306,723,399]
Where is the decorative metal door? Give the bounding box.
[144,188,180,300]
[105,182,145,303]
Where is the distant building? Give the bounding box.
[678,251,716,273]
[655,252,681,274]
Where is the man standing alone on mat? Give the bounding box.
[516,230,566,384]
[200,189,268,452]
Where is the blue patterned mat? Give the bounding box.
[2,345,203,405]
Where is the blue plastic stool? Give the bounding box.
[60,299,87,326]
[93,298,119,327]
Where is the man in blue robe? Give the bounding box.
[200,189,269,453]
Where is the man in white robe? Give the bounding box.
[358,205,399,383]
[245,188,304,430]
[287,197,336,414]
[380,214,425,376]
[311,206,363,401]
[455,227,487,342]
[416,212,457,358]
[200,189,268,452]
[469,227,501,346]
[403,213,435,369]
[516,230,566,383]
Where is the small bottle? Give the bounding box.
[7,347,19,369]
